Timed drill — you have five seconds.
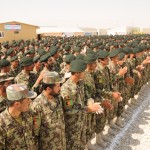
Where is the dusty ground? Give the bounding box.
[93,83,150,150]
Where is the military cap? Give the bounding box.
[64,45,71,51]
[19,45,24,51]
[6,48,14,55]
[38,49,46,56]
[65,54,76,63]
[0,59,10,68]
[132,48,140,54]
[43,71,64,84]
[10,56,18,62]
[70,59,87,72]
[118,52,126,60]
[49,46,59,56]
[33,56,40,63]
[97,50,109,59]
[73,47,81,52]
[20,57,33,67]
[0,73,14,83]
[84,54,97,64]
[76,54,85,60]
[109,49,120,58]
[6,84,37,101]
[2,42,8,47]
[40,54,50,63]
[86,48,95,54]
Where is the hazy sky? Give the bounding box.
[1,0,150,28]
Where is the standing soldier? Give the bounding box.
[15,57,35,90]
[10,56,20,77]
[0,74,14,113]
[0,84,37,149]
[60,59,101,150]
[31,71,66,150]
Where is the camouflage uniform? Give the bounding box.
[10,65,21,77]
[60,78,87,150]
[31,92,66,150]
[84,71,96,142]
[94,64,112,133]
[0,96,7,113]
[15,70,36,90]
[0,109,35,150]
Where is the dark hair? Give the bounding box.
[42,82,55,91]
[6,98,24,107]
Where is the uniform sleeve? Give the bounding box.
[60,85,87,115]
[0,119,6,150]
[30,103,42,137]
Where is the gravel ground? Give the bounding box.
[94,83,150,150]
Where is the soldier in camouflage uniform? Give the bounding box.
[15,57,36,90]
[60,59,101,150]
[84,54,100,149]
[49,46,61,73]
[0,74,14,113]
[10,56,21,77]
[31,71,66,150]
[108,49,127,131]
[94,50,114,146]
[0,84,37,149]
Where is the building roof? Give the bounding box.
[37,26,84,34]
[0,21,39,28]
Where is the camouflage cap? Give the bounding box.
[43,71,65,84]
[20,57,33,67]
[84,54,97,64]
[70,59,87,72]
[97,50,109,59]
[0,73,14,83]
[0,59,10,68]
[6,84,37,101]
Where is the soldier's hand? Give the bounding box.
[137,71,142,79]
[87,102,102,113]
[125,77,134,85]
[112,92,122,102]
[136,65,144,71]
[102,100,113,110]
[118,67,127,76]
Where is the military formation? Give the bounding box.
[0,34,150,150]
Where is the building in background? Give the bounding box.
[0,21,39,43]
[107,26,141,35]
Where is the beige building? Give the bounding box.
[0,21,38,43]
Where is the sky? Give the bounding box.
[1,0,150,29]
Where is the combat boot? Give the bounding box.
[87,140,98,150]
[115,117,124,128]
[109,118,120,129]
[107,127,117,135]
[100,131,111,142]
[96,133,107,148]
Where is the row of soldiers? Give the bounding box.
[0,34,150,150]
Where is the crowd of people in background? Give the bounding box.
[0,34,150,150]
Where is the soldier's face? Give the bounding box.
[12,60,19,68]
[101,58,109,65]
[51,83,61,95]
[77,72,85,80]
[18,98,32,112]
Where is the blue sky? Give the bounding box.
[1,0,150,28]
